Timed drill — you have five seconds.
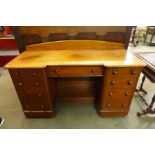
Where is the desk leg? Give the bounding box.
[137,75,148,94]
[137,94,155,116]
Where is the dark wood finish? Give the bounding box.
[9,68,55,117]
[9,66,142,117]
[13,26,132,53]
[104,32,125,43]
[124,26,133,49]
[48,33,70,41]
[56,77,98,104]
[97,67,142,116]
[21,34,42,51]
[75,32,98,40]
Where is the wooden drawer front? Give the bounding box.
[107,67,141,78]
[9,69,47,93]
[101,89,133,110]
[106,78,138,89]
[102,99,130,111]
[46,66,103,77]
[105,67,141,89]
[18,92,50,111]
[9,69,44,79]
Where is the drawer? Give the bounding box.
[12,78,46,93]
[101,89,133,110]
[9,69,44,79]
[18,92,50,111]
[9,69,47,93]
[107,67,141,78]
[106,78,138,89]
[46,66,104,77]
[104,89,133,101]
[102,99,130,111]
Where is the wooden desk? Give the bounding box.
[135,52,155,116]
[5,40,145,118]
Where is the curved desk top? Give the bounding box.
[5,40,146,68]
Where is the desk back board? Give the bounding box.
[13,26,132,53]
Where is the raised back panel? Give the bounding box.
[26,40,124,51]
[75,32,98,40]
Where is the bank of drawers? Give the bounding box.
[46,66,104,77]
[102,67,141,111]
[9,69,50,111]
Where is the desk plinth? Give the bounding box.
[5,41,145,118]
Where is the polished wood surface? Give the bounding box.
[5,40,145,68]
[5,40,145,118]
[98,67,142,116]
[26,40,124,50]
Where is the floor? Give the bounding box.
[0,43,155,129]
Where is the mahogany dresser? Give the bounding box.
[5,40,145,118]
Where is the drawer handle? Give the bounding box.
[33,72,37,76]
[54,69,59,73]
[125,92,129,96]
[22,93,26,97]
[18,82,23,86]
[38,93,42,97]
[109,92,113,96]
[112,70,117,75]
[91,68,96,73]
[15,72,19,76]
[41,104,45,108]
[25,104,29,108]
[131,70,137,75]
[121,104,127,107]
[35,82,40,86]
[111,80,116,85]
[128,80,133,85]
[106,104,111,108]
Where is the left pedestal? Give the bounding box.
[9,68,55,118]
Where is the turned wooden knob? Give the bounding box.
[25,104,29,108]
[106,104,111,108]
[22,93,26,97]
[125,92,129,96]
[109,92,113,96]
[111,80,116,85]
[113,70,117,75]
[131,70,136,75]
[54,69,59,73]
[128,80,133,85]
[38,93,42,97]
[18,82,23,86]
[121,104,127,107]
[35,82,40,86]
[41,104,44,108]
[91,68,95,73]
[33,72,37,76]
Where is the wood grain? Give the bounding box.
[5,40,145,68]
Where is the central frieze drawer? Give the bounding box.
[46,66,104,77]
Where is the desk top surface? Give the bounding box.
[5,40,146,68]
